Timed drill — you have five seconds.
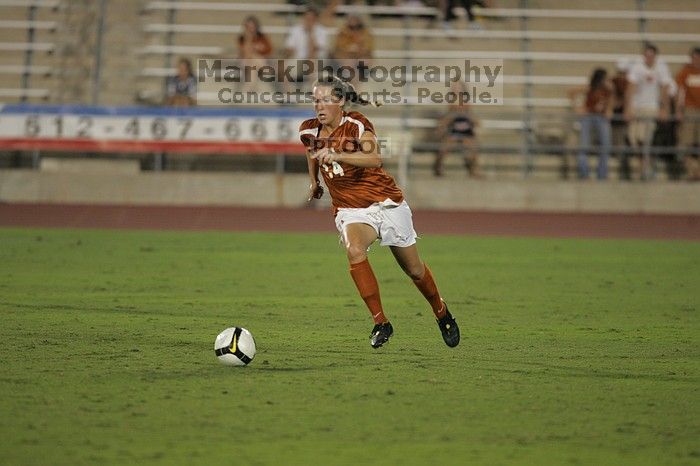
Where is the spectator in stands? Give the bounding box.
[611,59,630,177]
[239,16,272,61]
[238,16,273,94]
[433,82,482,178]
[652,79,681,180]
[281,5,334,95]
[165,58,197,107]
[624,43,673,180]
[568,68,613,180]
[284,6,330,60]
[675,47,700,181]
[332,15,373,83]
[441,0,489,30]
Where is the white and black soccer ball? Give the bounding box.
[214,327,256,366]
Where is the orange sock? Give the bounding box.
[413,264,446,319]
[349,259,388,324]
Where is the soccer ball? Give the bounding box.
[214,327,256,366]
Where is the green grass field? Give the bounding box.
[0,228,698,465]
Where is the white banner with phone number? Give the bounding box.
[0,105,314,154]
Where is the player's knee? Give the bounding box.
[404,263,424,280]
[346,243,367,263]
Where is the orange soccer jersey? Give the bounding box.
[676,64,700,109]
[299,111,404,212]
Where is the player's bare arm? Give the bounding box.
[305,149,324,201]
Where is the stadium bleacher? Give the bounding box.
[132,0,700,176]
[0,0,698,179]
[0,0,59,103]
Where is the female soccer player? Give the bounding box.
[299,76,460,349]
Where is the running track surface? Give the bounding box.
[1,203,699,240]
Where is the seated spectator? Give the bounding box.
[434,82,482,178]
[332,15,373,82]
[165,58,196,107]
[238,16,272,61]
[675,46,700,181]
[440,0,491,31]
[281,5,334,94]
[624,43,673,180]
[568,68,613,180]
[238,16,273,93]
[283,6,331,60]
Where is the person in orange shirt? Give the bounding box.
[299,76,460,349]
[675,47,700,180]
[238,16,272,61]
[238,16,273,94]
[332,15,373,83]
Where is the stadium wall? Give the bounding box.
[0,168,698,214]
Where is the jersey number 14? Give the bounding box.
[323,162,345,178]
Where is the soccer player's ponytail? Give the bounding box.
[344,81,382,108]
[313,75,382,108]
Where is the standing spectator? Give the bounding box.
[652,79,681,180]
[611,59,630,177]
[569,68,613,180]
[165,58,197,107]
[434,82,482,178]
[624,43,673,180]
[675,47,700,181]
[332,15,373,82]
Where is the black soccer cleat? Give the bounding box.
[437,301,460,347]
[370,322,393,349]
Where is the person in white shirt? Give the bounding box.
[280,6,332,98]
[624,43,673,180]
[284,7,330,60]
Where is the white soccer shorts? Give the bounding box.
[335,199,418,248]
